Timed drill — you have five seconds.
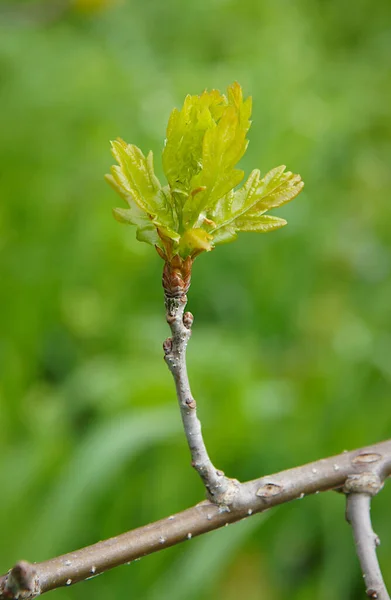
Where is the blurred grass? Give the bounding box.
[0,0,391,598]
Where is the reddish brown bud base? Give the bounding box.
[162,255,193,298]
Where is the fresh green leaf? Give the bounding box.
[136,225,161,245]
[182,82,252,227]
[210,165,303,244]
[162,89,228,197]
[109,140,162,214]
[106,140,178,247]
[234,214,287,232]
[106,83,304,259]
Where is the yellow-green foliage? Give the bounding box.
[106,83,304,259]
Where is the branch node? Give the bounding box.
[343,472,383,497]
[210,477,241,508]
[2,561,40,600]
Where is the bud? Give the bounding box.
[162,255,192,298]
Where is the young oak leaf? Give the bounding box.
[211,215,287,246]
[106,82,304,270]
[105,139,179,246]
[182,82,252,228]
[111,205,160,246]
[208,165,304,245]
[162,89,228,197]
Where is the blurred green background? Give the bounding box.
[1,0,390,598]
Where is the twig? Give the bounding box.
[0,440,390,599]
[163,293,239,504]
[345,474,390,599]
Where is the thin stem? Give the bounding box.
[346,493,390,599]
[0,440,390,599]
[163,294,238,504]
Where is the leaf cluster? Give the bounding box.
[106,83,304,261]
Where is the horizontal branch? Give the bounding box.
[1,439,390,599]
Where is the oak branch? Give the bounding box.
[1,284,390,599]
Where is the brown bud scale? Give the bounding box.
[162,256,192,298]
